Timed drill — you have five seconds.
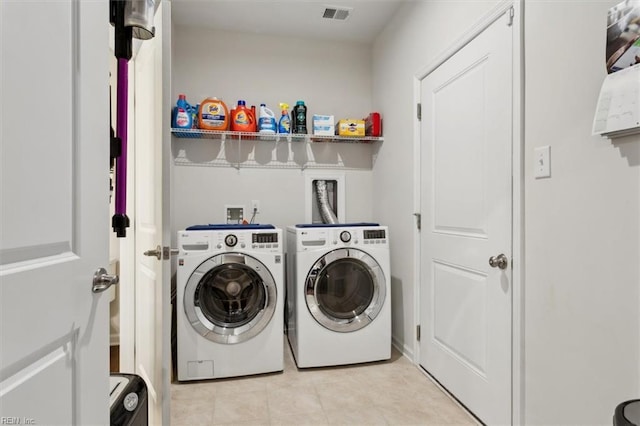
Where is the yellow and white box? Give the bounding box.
[313,114,335,136]
[336,119,365,137]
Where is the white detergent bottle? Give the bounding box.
[258,104,277,134]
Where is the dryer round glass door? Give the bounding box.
[305,248,386,332]
[184,253,277,344]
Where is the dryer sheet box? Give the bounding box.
[336,119,365,137]
[313,114,335,136]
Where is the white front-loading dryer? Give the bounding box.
[286,224,391,368]
[176,225,283,381]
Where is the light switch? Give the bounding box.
[534,145,551,179]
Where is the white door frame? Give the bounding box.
[118,57,136,375]
[159,2,173,423]
[116,1,172,423]
[412,1,524,424]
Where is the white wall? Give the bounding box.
[171,28,376,234]
[373,0,640,424]
[172,167,374,231]
[172,27,372,123]
[524,1,639,424]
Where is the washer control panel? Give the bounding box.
[222,232,280,251]
[178,229,282,255]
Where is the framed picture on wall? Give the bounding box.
[606,0,640,73]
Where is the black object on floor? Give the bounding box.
[614,399,640,426]
[110,373,148,426]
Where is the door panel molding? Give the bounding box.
[1,0,78,255]
[432,260,489,376]
[0,243,73,267]
[415,0,515,80]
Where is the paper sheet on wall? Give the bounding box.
[592,64,640,138]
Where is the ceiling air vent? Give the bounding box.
[322,6,352,21]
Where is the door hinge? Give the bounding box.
[417,103,422,121]
[413,213,421,231]
[416,324,421,341]
[507,6,514,26]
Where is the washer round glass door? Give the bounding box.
[305,248,386,332]
[184,253,277,344]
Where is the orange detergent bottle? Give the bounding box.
[198,97,229,130]
[230,100,256,132]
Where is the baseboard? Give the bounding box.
[391,335,414,363]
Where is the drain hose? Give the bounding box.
[315,180,338,224]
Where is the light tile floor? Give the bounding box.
[171,341,479,426]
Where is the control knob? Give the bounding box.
[340,231,351,243]
[224,234,238,247]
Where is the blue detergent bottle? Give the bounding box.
[278,103,290,134]
[172,94,193,129]
[258,104,277,134]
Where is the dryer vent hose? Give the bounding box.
[315,180,338,224]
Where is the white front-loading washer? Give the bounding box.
[176,225,283,381]
[286,223,391,368]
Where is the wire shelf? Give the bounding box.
[171,128,382,144]
[172,129,381,170]
[171,129,381,170]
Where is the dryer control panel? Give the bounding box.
[291,226,389,251]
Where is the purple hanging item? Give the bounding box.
[110,0,155,237]
[115,59,128,215]
[110,0,132,238]
[112,57,131,237]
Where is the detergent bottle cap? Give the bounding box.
[179,94,186,100]
[260,103,266,107]
[238,100,246,106]
[296,100,305,106]
[279,102,289,112]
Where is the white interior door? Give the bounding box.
[418,11,513,426]
[132,2,171,425]
[0,1,109,424]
